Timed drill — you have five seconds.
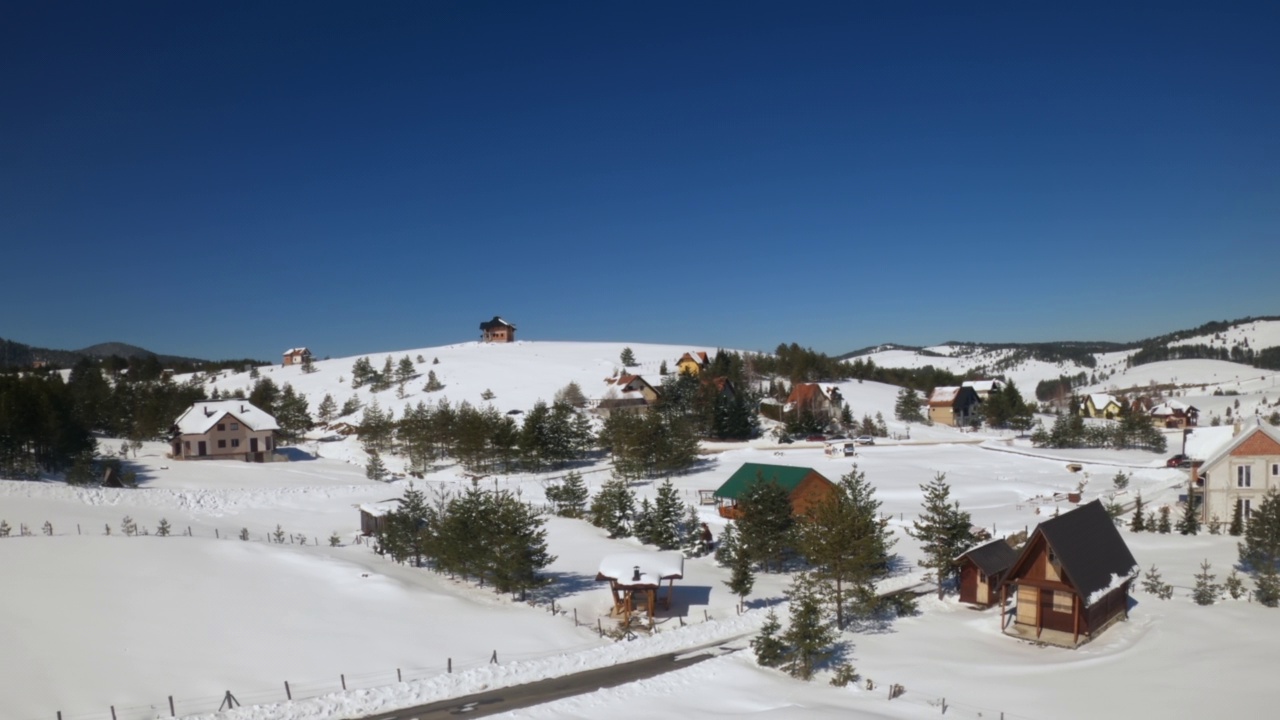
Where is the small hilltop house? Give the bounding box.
[480,317,517,343]
[676,351,709,376]
[1000,500,1138,647]
[282,348,312,366]
[713,463,837,519]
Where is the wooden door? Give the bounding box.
[197,441,206,456]
[1015,585,1037,626]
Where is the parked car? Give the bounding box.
[1167,454,1192,468]
[855,435,876,446]
[778,435,795,444]
[805,434,826,442]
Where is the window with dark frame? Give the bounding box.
[217,423,225,431]
[217,440,226,448]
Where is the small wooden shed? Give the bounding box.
[955,538,1017,607]
[358,499,402,536]
[712,463,837,519]
[596,551,684,627]
[1000,500,1138,647]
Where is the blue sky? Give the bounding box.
[2,1,1278,361]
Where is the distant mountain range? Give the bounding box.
[0,336,209,369]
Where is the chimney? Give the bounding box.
[204,407,212,417]
[1233,419,1243,437]
[241,404,247,413]
[632,566,641,582]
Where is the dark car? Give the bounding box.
[778,435,795,444]
[1167,454,1192,468]
[805,434,826,442]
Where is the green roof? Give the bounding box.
[714,463,821,500]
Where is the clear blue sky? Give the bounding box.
[2,1,1278,360]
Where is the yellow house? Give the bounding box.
[676,351,709,376]
[1081,393,1123,419]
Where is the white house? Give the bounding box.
[169,400,279,462]
[1195,421,1280,527]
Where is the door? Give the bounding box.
[197,441,206,457]
[250,437,259,453]
[977,575,989,605]
[1016,585,1037,626]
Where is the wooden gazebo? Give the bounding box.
[595,551,684,627]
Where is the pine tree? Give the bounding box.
[1141,565,1174,599]
[351,357,375,388]
[659,360,668,375]
[1112,470,1130,491]
[239,528,250,541]
[680,504,706,557]
[300,353,316,374]
[554,381,587,408]
[121,515,136,536]
[424,370,444,392]
[909,473,975,599]
[1192,559,1221,606]
[782,573,836,681]
[751,609,786,668]
[1224,569,1246,600]
[1229,499,1245,536]
[317,394,338,424]
[1177,499,1201,536]
[633,498,657,545]
[156,518,171,536]
[714,521,739,565]
[650,480,684,550]
[275,383,313,445]
[488,491,557,599]
[1239,488,1280,572]
[736,475,795,572]
[894,387,924,423]
[0,520,11,537]
[365,450,388,481]
[797,466,895,629]
[396,356,416,384]
[1255,565,1280,607]
[1157,505,1172,534]
[329,532,342,547]
[272,524,286,543]
[481,388,495,401]
[545,471,589,518]
[340,396,362,417]
[1130,492,1146,532]
[589,475,635,538]
[620,347,637,367]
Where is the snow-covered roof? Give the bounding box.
[358,500,402,518]
[283,348,310,355]
[962,379,1004,393]
[174,400,279,435]
[1182,425,1237,461]
[596,551,684,587]
[1089,393,1118,409]
[1200,421,1280,470]
[929,386,961,404]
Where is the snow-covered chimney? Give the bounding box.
[632,566,641,582]
[1233,419,1243,436]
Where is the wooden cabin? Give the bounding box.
[1000,500,1138,647]
[282,347,312,366]
[480,316,517,343]
[955,539,1017,607]
[358,499,402,536]
[712,463,837,519]
[596,551,684,628]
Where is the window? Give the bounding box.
[1243,498,1253,520]
[266,437,273,451]
[1237,466,1252,488]
[217,440,226,449]
[1051,590,1073,614]
[1272,463,1279,477]
[217,423,226,432]
[230,422,240,431]
[231,439,240,448]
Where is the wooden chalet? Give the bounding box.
[712,463,837,519]
[1000,500,1138,647]
[596,551,684,628]
[928,386,981,427]
[955,539,1017,607]
[282,347,312,366]
[480,316,516,343]
[597,374,660,416]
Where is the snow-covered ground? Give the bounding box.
[3,340,1280,720]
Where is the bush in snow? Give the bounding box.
[239,528,250,541]
[1225,569,1246,600]
[329,532,342,547]
[1142,565,1173,600]
[829,662,861,687]
[1192,559,1222,605]
[272,525,286,544]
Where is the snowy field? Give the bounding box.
[3,339,1280,720]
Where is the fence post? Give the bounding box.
[574,608,578,626]
[169,695,175,716]
[341,673,346,690]
[58,712,62,720]
[448,657,452,673]
[490,650,498,664]
[941,697,947,714]
[111,706,117,720]
[285,681,291,700]
[215,529,219,539]
[397,668,402,682]
[77,524,81,535]
[597,619,603,636]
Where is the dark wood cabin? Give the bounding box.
[1000,500,1138,647]
[712,463,837,520]
[956,539,1017,607]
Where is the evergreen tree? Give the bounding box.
[1141,564,1174,599]
[358,398,395,452]
[1239,488,1280,571]
[275,383,313,445]
[1229,499,1245,536]
[714,521,739,566]
[909,473,975,599]
[620,347,637,367]
[300,353,316,374]
[481,388,495,401]
[797,466,895,629]
[680,504,706,557]
[351,357,375,388]
[781,573,837,681]
[1192,559,1221,606]
[248,377,280,415]
[589,475,635,538]
[894,387,924,423]
[1157,505,1172,534]
[1129,492,1146,532]
[725,534,755,606]
[340,396,362,417]
[1255,565,1280,607]
[553,381,587,408]
[1177,499,1201,536]
[545,471,589,518]
[156,518,171,536]
[425,370,444,392]
[365,450,388,481]
[1225,568,1247,600]
[736,475,795,572]
[488,491,556,599]
[1112,471,1130,491]
[633,498,657,545]
[751,609,786,668]
[396,356,416,384]
[650,480,684,550]
[317,394,338,424]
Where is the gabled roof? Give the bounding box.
[1007,500,1138,607]
[1088,393,1119,410]
[1151,400,1198,416]
[480,316,516,331]
[714,463,828,500]
[283,347,310,355]
[787,383,829,407]
[174,400,279,435]
[677,351,708,366]
[962,379,1004,393]
[929,386,977,407]
[1201,421,1280,470]
[955,538,1017,576]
